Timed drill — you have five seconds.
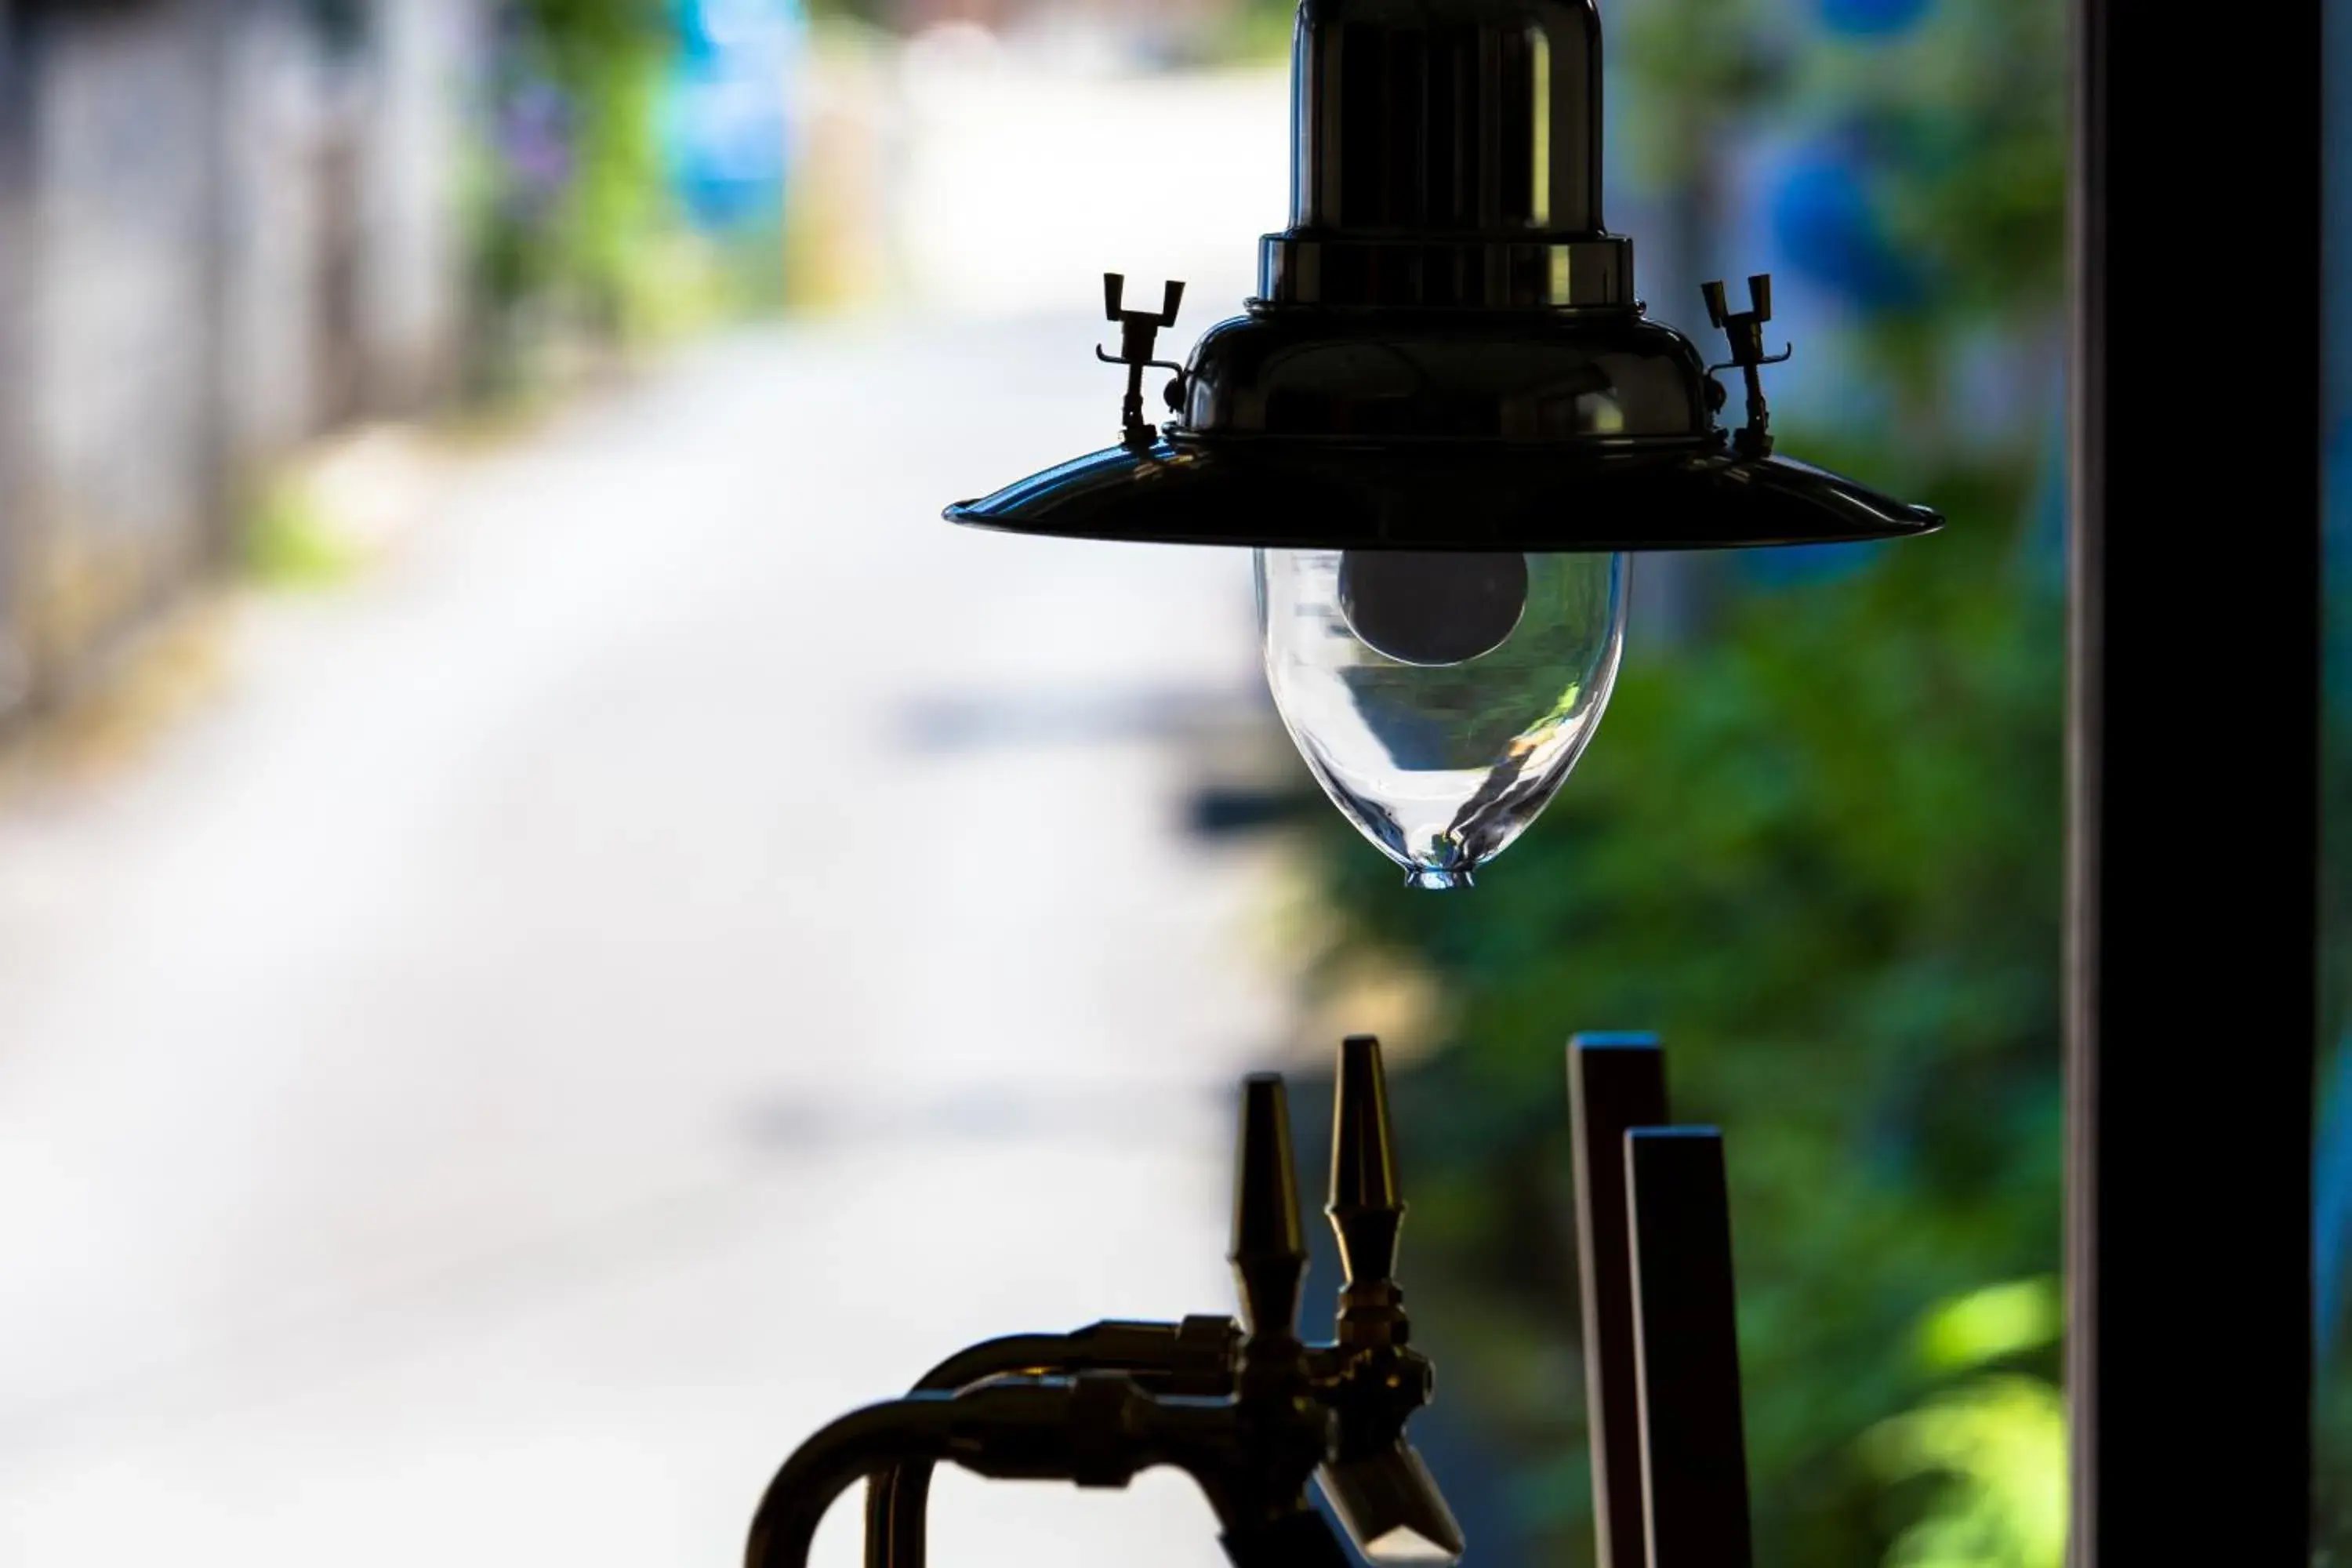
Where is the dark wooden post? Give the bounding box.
[1625,1128,1754,1568]
[1568,1034,1669,1568]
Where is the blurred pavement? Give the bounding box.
[0,317,1291,1567]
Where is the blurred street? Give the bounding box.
[0,317,1291,1567]
[0,0,2105,1556]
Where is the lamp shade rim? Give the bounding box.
[945,437,1943,551]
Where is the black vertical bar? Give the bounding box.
[1624,1127,1752,1568]
[2069,0,2319,1560]
[1567,1033,1668,1568]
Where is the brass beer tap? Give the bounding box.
[743,1036,1462,1568]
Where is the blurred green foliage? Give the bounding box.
[242,479,360,590]
[474,0,671,349]
[1864,1276,2064,1568]
[471,0,781,393]
[1619,0,2066,426]
[1287,1,2067,1563]
[1310,458,2063,1563]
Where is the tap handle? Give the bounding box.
[1316,1038,1460,1562]
[1328,1036,1411,1349]
[1231,1074,1307,1347]
[1328,1035,1405,1292]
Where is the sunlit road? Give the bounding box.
[0,317,1292,1566]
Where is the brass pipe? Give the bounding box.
[865,1319,1241,1568]
[863,1334,1080,1568]
[749,1373,1339,1568]
[746,1396,960,1568]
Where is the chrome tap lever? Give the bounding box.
[1215,1074,1345,1564]
[1330,1033,1406,1342]
[1231,1073,1309,1370]
[1316,1036,1467,1566]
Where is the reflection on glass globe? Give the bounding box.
[1256,548,1627,889]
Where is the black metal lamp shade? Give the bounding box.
[946,439,1937,552]
[944,0,1940,551]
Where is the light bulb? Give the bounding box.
[1256,548,1627,889]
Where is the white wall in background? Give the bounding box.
[888,30,1287,321]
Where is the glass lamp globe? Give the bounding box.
[1256,548,1627,889]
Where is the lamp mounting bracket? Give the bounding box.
[1098,272,1189,451]
[1702,274,1792,459]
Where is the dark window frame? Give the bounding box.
[2067,2,2321,1559]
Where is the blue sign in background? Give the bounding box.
[662,0,805,230]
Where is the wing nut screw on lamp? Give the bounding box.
[947,0,1940,887]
